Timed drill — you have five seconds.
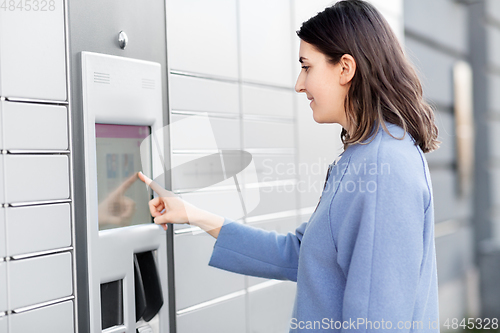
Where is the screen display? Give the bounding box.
[96,124,152,230]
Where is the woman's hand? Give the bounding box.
[138,171,224,238]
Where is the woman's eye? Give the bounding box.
[301,66,310,72]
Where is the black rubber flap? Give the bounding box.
[135,251,164,322]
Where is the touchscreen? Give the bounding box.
[95,124,152,230]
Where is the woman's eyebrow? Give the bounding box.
[299,56,308,63]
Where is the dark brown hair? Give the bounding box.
[297,0,439,153]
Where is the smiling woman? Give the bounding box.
[139,1,441,332]
[295,42,355,126]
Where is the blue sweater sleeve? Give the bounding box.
[208,218,306,281]
[336,147,430,332]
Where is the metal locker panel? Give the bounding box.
[0,108,3,149]
[490,74,500,120]
[0,316,7,333]
[180,189,245,222]
[171,153,247,191]
[10,300,74,333]
[242,84,294,118]
[166,0,238,79]
[431,169,468,223]
[2,102,68,150]
[248,282,297,333]
[243,120,294,149]
[4,155,69,204]
[425,111,454,166]
[170,75,239,114]
[404,0,467,55]
[171,114,241,151]
[0,316,6,333]
[176,294,246,333]
[0,208,5,259]
[0,155,4,204]
[174,232,245,310]
[239,0,294,87]
[9,252,73,310]
[0,262,7,312]
[245,185,297,218]
[251,154,297,183]
[0,0,67,101]
[404,38,455,107]
[6,204,71,256]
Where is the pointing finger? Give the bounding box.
[139,171,175,198]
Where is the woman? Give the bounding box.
[139,0,440,331]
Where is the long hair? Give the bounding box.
[297,0,439,153]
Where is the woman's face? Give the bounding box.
[295,40,354,128]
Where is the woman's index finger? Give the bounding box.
[138,171,169,197]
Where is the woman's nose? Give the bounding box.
[295,72,305,93]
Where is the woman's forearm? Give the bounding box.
[189,208,225,238]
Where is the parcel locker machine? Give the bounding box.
[81,52,169,333]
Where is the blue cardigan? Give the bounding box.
[208,123,440,332]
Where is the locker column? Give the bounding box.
[0,1,76,332]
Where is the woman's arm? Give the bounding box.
[139,171,305,281]
[208,219,306,282]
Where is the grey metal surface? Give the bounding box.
[170,114,242,150]
[238,0,294,87]
[1,102,68,150]
[0,208,4,259]
[430,169,471,223]
[435,226,474,285]
[0,156,4,205]
[176,295,246,333]
[6,204,71,256]
[169,75,240,115]
[479,239,500,319]
[173,232,245,310]
[404,0,468,54]
[4,155,70,204]
[248,282,296,333]
[424,110,455,167]
[66,0,170,330]
[166,0,239,80]
[486,0,500,22]
[243,121,295,149]
[0,316,7,333]
[470,0,493,262]
[0,263,6,313]
[241,85,295,118]
[9,300,74,333]
[489,74,500,113]
[247,187,297,218]
[9,252,73,310]
[487,25,500,70]
[404,37,462,107]
[0,0,67,101]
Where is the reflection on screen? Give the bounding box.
[96,124,152,230]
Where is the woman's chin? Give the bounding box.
[312,112,325,124]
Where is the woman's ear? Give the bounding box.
[339,54,356,85]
